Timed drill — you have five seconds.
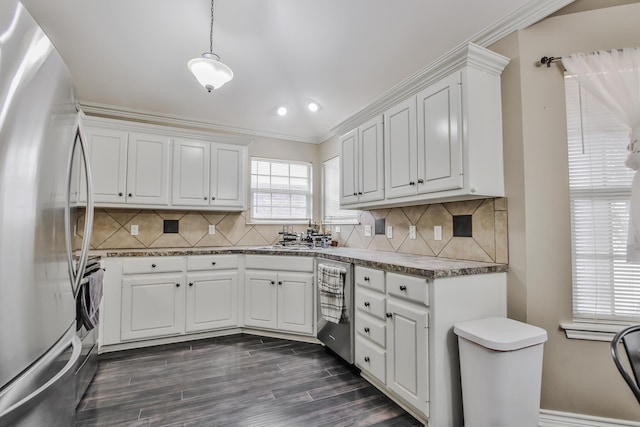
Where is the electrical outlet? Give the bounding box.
[208,224,216,235]
[131,224,139,236]
[364,224,372,237]
[335,226,341,233]
[386,225,393,239]
[409,225,416,240]
[434,225,442,241]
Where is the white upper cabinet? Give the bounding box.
[84,127,128,204]
[172,139,247,210]
[126,132,171,205]
[416,72,463,194]
[172,138,211,207]
[384,97,417,199]
[337,43,509,209]
[84,116,250,211]
[339,115,384,206]
[85,126,170,206]
[210,143,247,210]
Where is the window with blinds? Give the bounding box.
[250,158,312,222]
[565,75,640,322]
[322,157,358,225]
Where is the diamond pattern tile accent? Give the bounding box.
[88,197,508,263]
[125,212,164,247]
[472,199,496,260]
[384,209,411,251]
[179,213,210,246]
[89,210,121,247]
[417,204,453,255]
[216,214,252,245]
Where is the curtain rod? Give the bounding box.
[540,49,629,68]
[540,56,562,67]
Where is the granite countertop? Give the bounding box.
[93,246,507,279]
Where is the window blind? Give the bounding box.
[250,158,312,222]
[565,75,640,322]
[322,157,358,224]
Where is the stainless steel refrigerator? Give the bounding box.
[0,0,94,425]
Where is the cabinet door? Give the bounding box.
[339,128,359,205]
[210,143,247,210]
[172,138,210,207]
[277,272,313,335]
[186,271,238,332]
[358,116,385,203]
[244,271,278,329]
[127,132,171,205]
[385,97,418,199]
[121,273,185,341]
[85,127,128,203]
[386,299,429,416]
[416,72,463,194]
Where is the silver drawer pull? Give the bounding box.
[364,327,370,333]
[400,285,407,291]
[364,302,370,307]
[364,356,370,363]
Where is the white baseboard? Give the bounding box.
[539,409,640,427]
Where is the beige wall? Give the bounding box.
[491,3,640,421]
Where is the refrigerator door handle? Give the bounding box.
[0,327,81,419]
[65,112,94,297]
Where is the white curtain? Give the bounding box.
[563,48,640,262]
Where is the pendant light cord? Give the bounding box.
[209,0,214,54]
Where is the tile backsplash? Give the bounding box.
[78,198,507,263]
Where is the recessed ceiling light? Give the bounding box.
[277,106,288,116]
[307,101,319,112]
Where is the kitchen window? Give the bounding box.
[250,158,312,223]
[322,157,358,225]
[562,75,640,340]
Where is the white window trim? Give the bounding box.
[249,157,313,224]
[560,322,628,342]
[321,156,359,225]
[562,74,640,341]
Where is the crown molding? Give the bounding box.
[79,101,321,144]
[330,0,575,137]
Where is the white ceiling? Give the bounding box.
[21,0,566,143]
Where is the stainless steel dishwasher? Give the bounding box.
[316,257,354,364]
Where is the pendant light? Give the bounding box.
[188,0,233,92]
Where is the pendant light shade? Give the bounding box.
[188,53,233,92]
[188,0,232,92]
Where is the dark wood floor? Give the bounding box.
[76,334,423,426]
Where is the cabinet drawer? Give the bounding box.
[355,336,386,384]
[355,266,385,292]
[187,254,238,271]
[122,257,184,274]
[245,255,313,272]
[355,313,386,348]
[355,287,386,320]
[386,272,428,306]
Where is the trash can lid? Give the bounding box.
[454,317,548,351]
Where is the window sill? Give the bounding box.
[560,321,631,342]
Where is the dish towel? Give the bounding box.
[77,268,104,331]
[318,264,347,324]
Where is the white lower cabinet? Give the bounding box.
[186,271,238,332]
[121,272,185,341]
[244,255,315,335]
[113,255,241,343]
[354,266,429,418]
[354,266,507,427]
[244,270,314,335]
[386,298,429,416]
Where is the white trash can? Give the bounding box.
[454,317,548,427]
